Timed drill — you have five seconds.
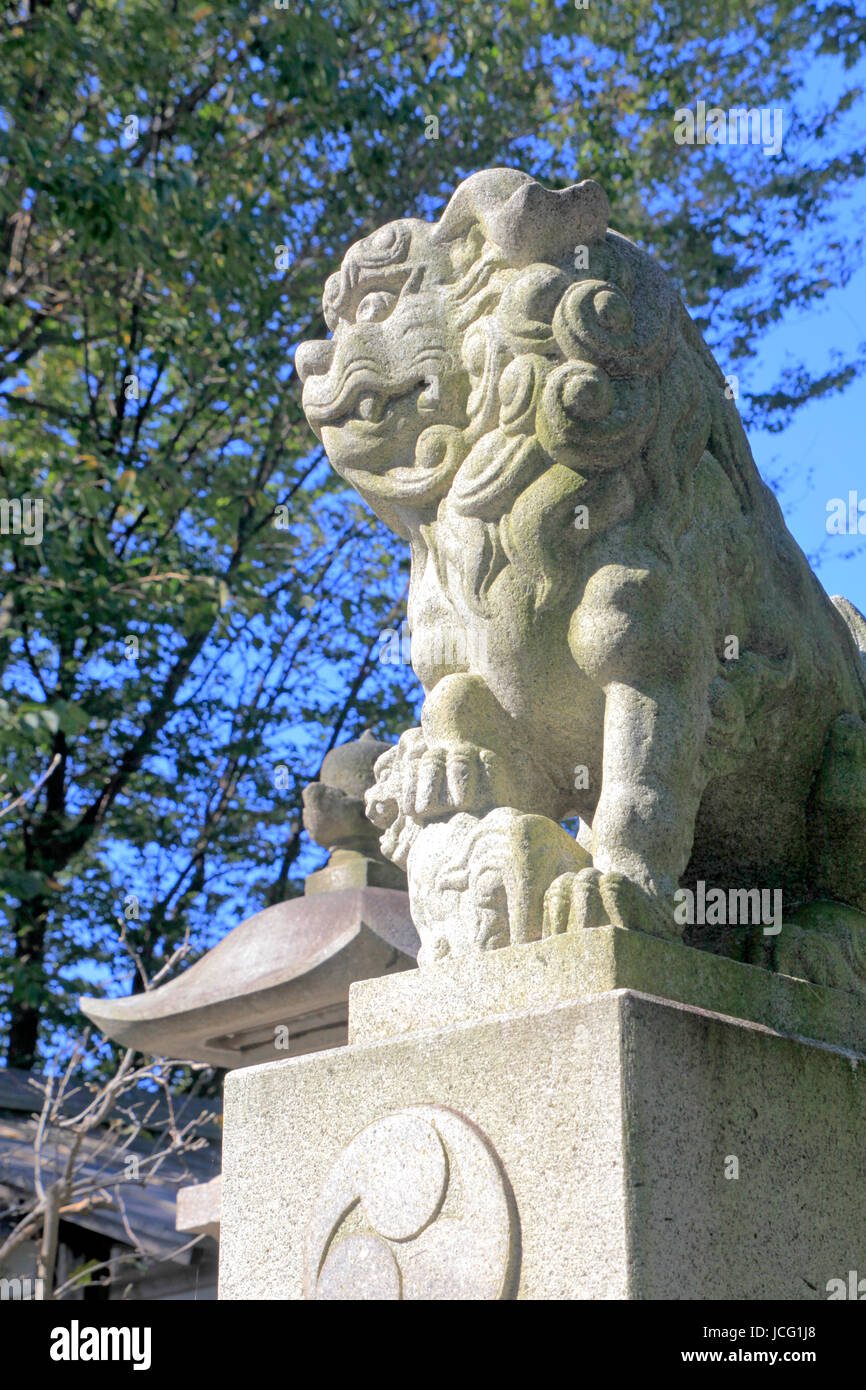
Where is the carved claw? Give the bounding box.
[414,747,447,815]
[542,866,681,941]
[415,741,505,817]
[366,723,509,828]
[543,866,607,935]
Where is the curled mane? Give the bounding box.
[406,169,768,537]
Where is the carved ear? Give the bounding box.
[433,168,532,242]
[434,169,610,267]
[489,180,610,266]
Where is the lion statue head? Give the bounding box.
[295,168,761,543]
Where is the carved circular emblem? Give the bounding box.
[303,1106,518,1300]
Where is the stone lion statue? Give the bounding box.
[296,168,866,987]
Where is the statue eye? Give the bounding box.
[356,290,396,323]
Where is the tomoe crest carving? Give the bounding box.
[303,1107,519,1300]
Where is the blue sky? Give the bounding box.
[720,50,866,615]
[750,258,866,615]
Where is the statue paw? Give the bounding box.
[413,740,507,817]
[365,724,510,829]
[543,867,680,941]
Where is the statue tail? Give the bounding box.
[831,594,866,691]
[809,595,866,913]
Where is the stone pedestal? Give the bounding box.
[218,928,866,1300]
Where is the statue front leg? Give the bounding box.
[365,671,587,963]
[544,679,710,941]
[366,672,558,856]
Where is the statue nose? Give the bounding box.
[294,338,334,383]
